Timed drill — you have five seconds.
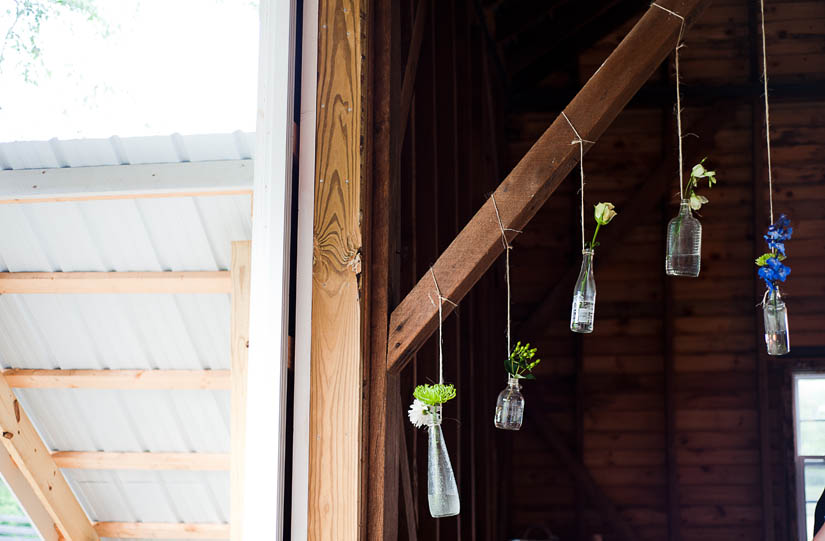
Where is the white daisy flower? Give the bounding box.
[408,399,432,429]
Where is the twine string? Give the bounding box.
[561,111,595,252]
[651,3,686,199]
[428,267,456,387]
[490,194,522,356]
[759,0,775,224]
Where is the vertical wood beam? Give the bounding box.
[231,241,252,541]
[366,0,400,539]
[0,373,98,540]
[308,0,369,537]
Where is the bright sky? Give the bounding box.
[0,0,259,142]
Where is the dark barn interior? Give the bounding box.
[382,0,825,539]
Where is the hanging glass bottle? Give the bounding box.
[665,199,702,277]
[570,249,596,333]
[427,411,460,518]
[494,376,524,430]
[763,287,790,356]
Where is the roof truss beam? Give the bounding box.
[0,159,252,204]
[0,271,231,294]
[386,0,712,373]
[51,451,229,471]
[93,522,228,539]
[3,369,230,390]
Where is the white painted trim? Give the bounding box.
[244,0,296,538]
[0,160,253,202]
[291,0,319,536]
[0,446,58,541]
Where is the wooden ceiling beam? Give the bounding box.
[93,522,229,539]
[0,159,252,204]
[387,0,713,374]
[51,452,229,471]
[0,372,99,540]
[0,271,231,294]
[3,369,230,390]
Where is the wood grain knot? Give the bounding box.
[2,432,13,439]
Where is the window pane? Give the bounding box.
[799,379,825,421]
[800,420,825,456]
[0,481,38,538]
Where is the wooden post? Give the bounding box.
[231,241,252,541]
[308,0,369,537]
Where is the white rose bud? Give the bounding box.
[594,202,617,225]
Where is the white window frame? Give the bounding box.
[793,372,825,541]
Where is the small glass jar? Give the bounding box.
[427,416,460,518]
[665,199,702,277]
[571,249,596,333]
[494,376,525,430]
[763,288,790,356]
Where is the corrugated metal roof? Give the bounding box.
[0,134,254,540]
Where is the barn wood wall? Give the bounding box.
[504,1,825,540]
[394,0,509,538]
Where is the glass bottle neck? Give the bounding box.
[507,375,521,388]
[679,200,692,214]
[581,249,594,266]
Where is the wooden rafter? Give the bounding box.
[93,522,228,539]
[0,272,231,294]
[0,159,252,204]
[0,372,98,540]
[387,0,713,374]
[230,241,252,541]
[0,447,59,541]
[3,369,230,390]
[51,452,229,471]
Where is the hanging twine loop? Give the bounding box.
[759,0,775,224]
[651,3,687,199]
[490,194,522,356]
[561,111,595,252]
[427,267,457,388]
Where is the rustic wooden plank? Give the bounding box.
[529,412,643,541]
[0,446,59,541]
[51,452,230,471]
[0,272,231,294]
[398,0,429,149]
[2,369,230,390]
[366,0,400,538]
[0,373,99,540]
[230,241,251,541]
[93,522,228,539]
[387,0,713,373]
[308,0,368,537]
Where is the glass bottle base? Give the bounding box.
[428,494,460,518]
[665,256,700,277]
[765,331,790,356]
[570,322,593,334]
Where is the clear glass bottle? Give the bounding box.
[427,417,460,518]
[763,287,790,356]
[665,199,702,277]
[494,376,524,430]
[570,249,596,333]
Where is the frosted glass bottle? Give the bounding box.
[570,249,596,333]
[665,200,702,277]
[763,288,790,356]
[494,376,524,430]
[427,420,460,518]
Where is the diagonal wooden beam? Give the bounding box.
[0,373,99,540]
[528,411,641,541]
[0,446,59,540]
[517,109,733,339]
[387,0,713,373]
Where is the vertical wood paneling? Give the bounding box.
[309,0,368,538]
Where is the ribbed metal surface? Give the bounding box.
[0,135,252,539]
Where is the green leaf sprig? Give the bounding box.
[504,341,541,380]
[413,383,457,406]
[685,158,717,211]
